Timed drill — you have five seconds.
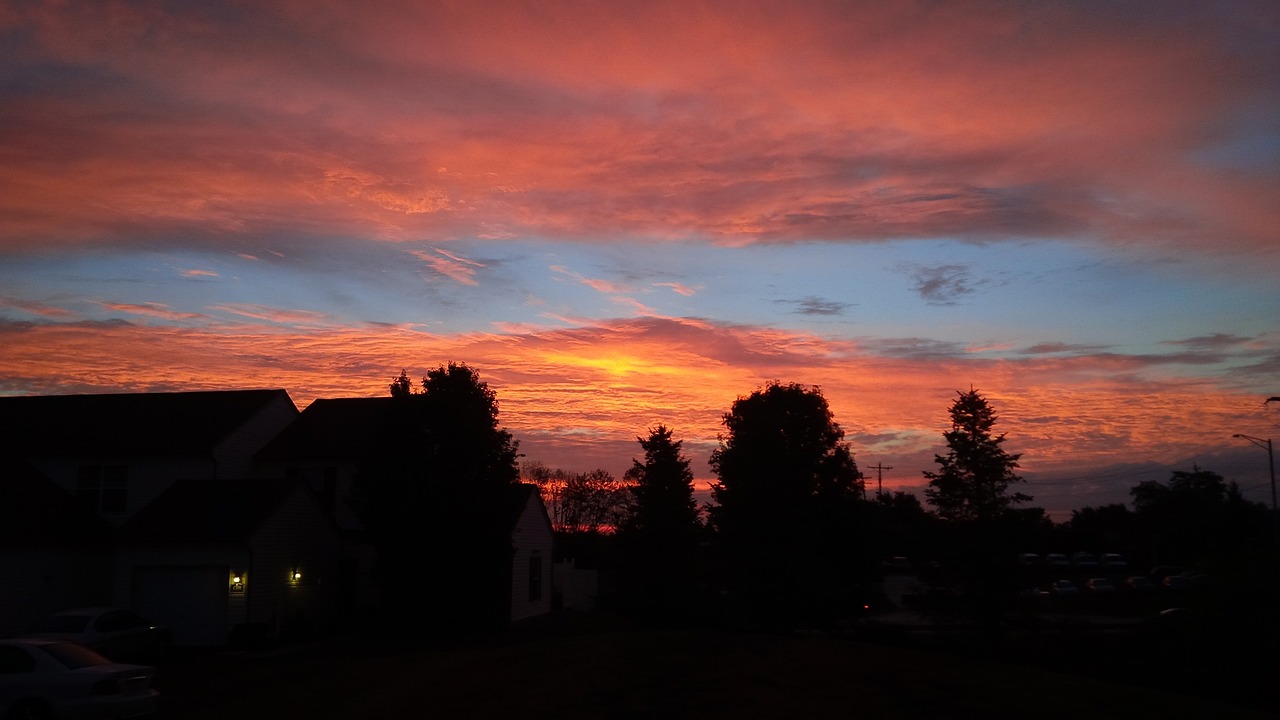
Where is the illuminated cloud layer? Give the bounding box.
[1,1,1277,515]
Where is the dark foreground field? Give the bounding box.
[155,615,1276,720]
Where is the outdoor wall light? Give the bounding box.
[289,568,303,585]
[229,572,246,595]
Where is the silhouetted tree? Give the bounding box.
[709,382,866,625]
[353,362,519,630]
[624,425,700,536]
[618,425,702,618]
[524,462,633,534]
[389,369,414,398]
[924,388,1030,522]
[1131,465,1268,569]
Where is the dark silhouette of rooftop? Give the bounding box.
[0,389,295,458]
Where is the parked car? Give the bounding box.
[1070,552,1098,570]
[1016,553,1041,567]
[1099,553,1128,570]
[26,608,169,664]
[1044,553,1070,569]
[0,638,159,720]
[1085,578,1116,594]
[1049,580,1079,597]
[1124,575,1158,593]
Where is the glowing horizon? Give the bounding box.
[2,1,1277,517]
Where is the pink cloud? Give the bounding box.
[655,282,697,297]
[0,1,1272,263]
[0,296,77,320]
[412,248,485,286]
[99,302,205,321]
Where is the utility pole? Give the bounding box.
[868,463,893,499]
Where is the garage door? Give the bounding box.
[131,565,229,646]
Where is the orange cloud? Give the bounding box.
[1,316,1271,503]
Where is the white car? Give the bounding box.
[0,638,158,720]
[26,608,169,665]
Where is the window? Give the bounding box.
[76,464,128,513]
[528,554,543,602]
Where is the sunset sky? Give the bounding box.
[2,1,1277,517]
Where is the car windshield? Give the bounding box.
[36,615,92,633]
[41,642,112,669]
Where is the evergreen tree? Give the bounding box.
[619,425,702,618]
[924,388,1030,522]
[624,425,699,536]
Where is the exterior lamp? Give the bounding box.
[289,568,303,585]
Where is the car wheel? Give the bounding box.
[6,700,53,720]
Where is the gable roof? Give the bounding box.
[255,397,415,463]
[0,460,112,543]
[118,477,314,544]
[0,389,295,459]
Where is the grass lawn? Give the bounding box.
[156,614,1276,719]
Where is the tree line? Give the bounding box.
[356,365,1274,631]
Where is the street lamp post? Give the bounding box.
[1233,433,1278,558]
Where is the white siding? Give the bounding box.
[509,494,554,622]
[248,485,344,637]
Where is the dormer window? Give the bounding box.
[77,464,128,513]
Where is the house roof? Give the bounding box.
[0,460,112,543]
[0,389,295,459]
[118,477,310,544]
[507,483,542,526]
[255,397,420,463]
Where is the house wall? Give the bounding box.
[113,544,248,646]
[254,460,364,535]
[0,545,113,637]
[248,486,345,638]
[29,456,217,525]
[509,496,554,622]
[112,488,343,645]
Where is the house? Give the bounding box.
[116,477,344,646]
[255,396,555,622]
[0,390,300,524]
[0,462,113,637]
[0,389,320,643]
[508,484,554,621]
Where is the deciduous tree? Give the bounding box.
[708,382,866,624]
[353,362,520,629]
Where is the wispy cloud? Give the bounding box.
[99,302,205,321]
[550,265,630,294]
[778,296,852,316]
[899,264,983,306]
[180,268,219,278]
[654,282,698,297]
[0,296,78,320]
[209,304,330,325]
[412,248,485,286]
